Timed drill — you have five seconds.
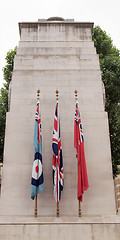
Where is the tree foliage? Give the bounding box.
[93,26,120,177]
[0,47,16,162]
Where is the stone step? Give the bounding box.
[16,53,98,60]
[0,215,120,224]
[17,46,96,56]
[11,84,103,98]
[20,35,93,41]
[10,99,104,113]
[12,73,102,87]
[0,220,119,240]
[15,54,99,61]
[12,69,101,78]
[14,56,99,70]
[13,68,101,74]
[12,69,102,89]
[10,87,104,112]
[18,40,95,48]
[20,28,92,41]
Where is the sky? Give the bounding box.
[0,0,120,88]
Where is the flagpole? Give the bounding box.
[74,89,82,217]
[79,200,81,217]
[34,89,40,217]
[57,202,59,217]
[56,89,60,217]
[34,194,37,217]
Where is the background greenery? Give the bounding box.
[92,26,120,177]
[0,47,16,163]
[0,26,120,177]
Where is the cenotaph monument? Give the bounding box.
[0,18,120,240]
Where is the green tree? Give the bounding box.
[93,26,120,177]
[0,47,16,162]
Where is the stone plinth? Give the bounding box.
[0,19,116,217]
[0,216,120,240]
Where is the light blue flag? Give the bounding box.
[31,101,44,200]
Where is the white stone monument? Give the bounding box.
[0,18,119,240]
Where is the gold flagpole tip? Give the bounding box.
[56,89,59,101]
[74,89,78,101]
[37,89,40,100]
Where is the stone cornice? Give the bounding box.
[19,21,94,36]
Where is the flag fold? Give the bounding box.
[74,102,89,202]
[31,101,44,200]
[52,101,64,203]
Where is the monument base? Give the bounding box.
[0,216,120,240]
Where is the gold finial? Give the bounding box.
[74,89,78,101]
[37,89,40,100]
[56,89,59,101]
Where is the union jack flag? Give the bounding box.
[74,102,89,202]
[52,101,64,203]
[31,101,44,200]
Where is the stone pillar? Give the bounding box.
[0,18,116,216]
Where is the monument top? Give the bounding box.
[38,17,74,22]
[19,18,94,36]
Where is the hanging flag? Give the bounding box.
[52,101,64,203]
[31,101,44,200]
[74,102,89,202]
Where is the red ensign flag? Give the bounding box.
[74,102,89,202]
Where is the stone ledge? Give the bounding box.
[0,221,120,240]
[0,215,120,225]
